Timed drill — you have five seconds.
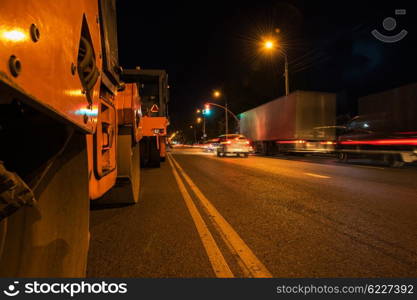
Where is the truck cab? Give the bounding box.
[122,69,169,168]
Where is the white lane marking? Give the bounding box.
[304,172,331,179]
[167,155,234,278]
[170,154,273,278]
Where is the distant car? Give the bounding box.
[202,138,220,152]
[216,134,252,158]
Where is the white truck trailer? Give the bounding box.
[239,91,337,155]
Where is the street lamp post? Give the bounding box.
[225,98,229,136]
[205,102,240,133]
[213,90,229,136]
[203,116,206,141]
[189,125,197,144]
[196,116,205,142]
[284,52,289,96]
[263,38,289,96]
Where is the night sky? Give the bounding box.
[116,0,416,138]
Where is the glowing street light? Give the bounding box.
[260,37,277,52]
[196,109,201,114]
[197,116,206,141]
[264,40,274,50]
[212,89,229,135]
[190,125,197,143]
[260,34,289,96]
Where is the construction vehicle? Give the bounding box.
[239,91,336,155]
[122,69,169,168]
[0,0,143,277]
[337,83,417,166]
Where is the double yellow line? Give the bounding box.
[168,154,272,278]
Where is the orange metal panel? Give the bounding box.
[0,0,102,132]
[115,83,143,142]
[141,116,168,137]
[94,100,117,178]
[159,136,167,158]
[86,135,116,200]
[88,95,118,200]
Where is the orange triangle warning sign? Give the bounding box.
[150,104,159,113]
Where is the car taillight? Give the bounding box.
[340,139,417,146]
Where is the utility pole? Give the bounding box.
[204,102,240,134]
[213,90,229,135]
[203,116,206,142]
[261,33,290,96]
[225,98,228,135]
[194,127,197,144]
[190,125,197,144]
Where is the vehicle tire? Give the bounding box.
[243,153,249,158]
[140,137,150,168]
[0,132,90,277]
[337,152,348,162]
[140,137,160,168]
[148,137,161,168]
[388,154,405,168]
[98,127,140,204]
[391,161,405,168]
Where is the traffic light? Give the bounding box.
[203,104,211,116]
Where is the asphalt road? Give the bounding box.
[87,148,417,277]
